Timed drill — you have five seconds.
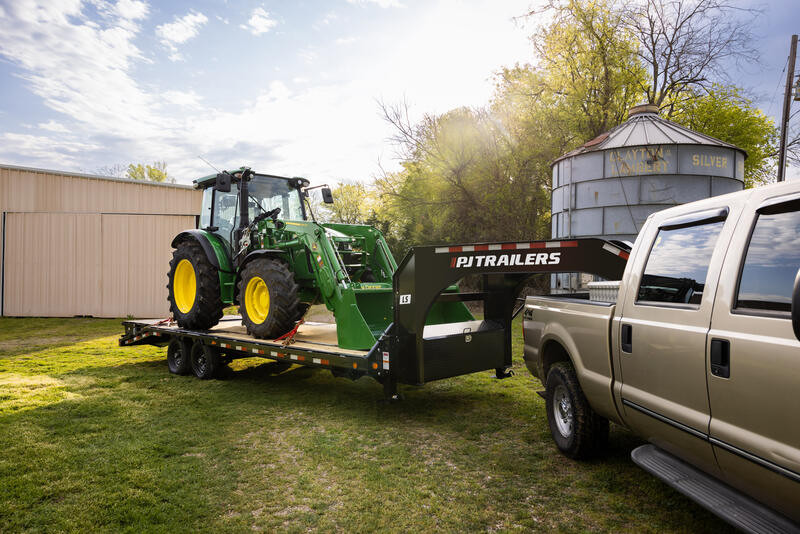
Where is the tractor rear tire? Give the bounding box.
[167,240,224,330]
[239,257,300,339]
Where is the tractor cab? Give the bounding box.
[195,170,312,250]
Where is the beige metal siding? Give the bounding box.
[3,212,196,317]
[4,212,102,316]
[1,164,202,317]
[100,214,196,317]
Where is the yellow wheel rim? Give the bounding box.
[174,259,196,314]
[245,276,270,324]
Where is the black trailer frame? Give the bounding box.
[121,238,629,398]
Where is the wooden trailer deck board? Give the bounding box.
[131,316,369,357]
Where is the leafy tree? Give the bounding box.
[126,161,171,183]
[624,0,760,114]
[671,85,778,187]
[320,181,373,224]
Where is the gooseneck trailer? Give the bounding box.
[121,237,629,398]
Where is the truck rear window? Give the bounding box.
[637,221,725,305]
[736,209,800,313]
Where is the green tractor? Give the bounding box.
[167,167,410,351]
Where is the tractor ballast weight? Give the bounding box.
[166,168,471,350]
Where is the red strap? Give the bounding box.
[276,319,304,342]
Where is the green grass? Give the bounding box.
[0,317,733,533]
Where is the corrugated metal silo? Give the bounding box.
[550,104,746,289]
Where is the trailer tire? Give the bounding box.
[167,338,192,375]
[191,343,220,379]
[239,257,299,339]
[167,240,224,330]
[545,361,608,459]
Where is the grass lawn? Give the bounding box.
[0,316,733,533]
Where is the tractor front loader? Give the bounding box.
[166,167,472,351]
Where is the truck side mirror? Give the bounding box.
[321,187,334,204]
[215,172,231,193]
[793,269,800,342]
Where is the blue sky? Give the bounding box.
[0,0,798,185]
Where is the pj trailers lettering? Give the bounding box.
[451,252,561,268]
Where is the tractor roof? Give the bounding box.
[193,168,304,189]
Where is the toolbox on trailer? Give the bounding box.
[121,238,629,398]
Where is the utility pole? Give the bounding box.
[778,34,797,182]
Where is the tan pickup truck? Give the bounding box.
[522,180,800,532]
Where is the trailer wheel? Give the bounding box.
[167,338,192,375]
[190,343,220,379]
[239,257,299,339]
[167,240,224,330]
[545,361,608,459]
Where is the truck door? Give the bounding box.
[615,205,735,473]
[706,190,800,520]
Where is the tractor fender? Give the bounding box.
[237,249,287,272]
[171,230,232,272]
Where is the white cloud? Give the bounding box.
[162,90,203,108]
[240,7,277,35]
[155,11,208,62]
[37,120,70,133]
[0,0,534,183]
[335,36,358,45]
[347,0,405,8]
[115,0,148,21]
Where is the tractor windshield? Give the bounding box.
[247,175,305,222]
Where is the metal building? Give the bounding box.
[551,104,746,243]
[0,164,201,318]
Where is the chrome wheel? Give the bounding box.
[553,384,574,438]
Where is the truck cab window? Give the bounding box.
[735,208,800,313]
[637,221,724,305]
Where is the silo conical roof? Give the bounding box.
[553,104,745,164]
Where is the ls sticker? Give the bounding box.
[450,252,561,268]
[399,294,412,305]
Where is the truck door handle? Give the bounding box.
[710,339,730,378]
[621,324,633,353]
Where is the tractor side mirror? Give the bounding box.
[321,187,334,204]
[792,268,800,342]
[215,172,231,193]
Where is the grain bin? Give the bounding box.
[550,104,746,290]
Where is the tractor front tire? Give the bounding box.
[239,257,299,339]
[167,240,224,330]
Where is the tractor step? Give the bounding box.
[631,444,800,534]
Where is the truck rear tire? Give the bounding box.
[191,343,220,379]
[545,361,609,459]
[167,338,192,375]
[167,240,224,330]
[239,257,300,339]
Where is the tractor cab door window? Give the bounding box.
[200,188,212,229]
[212,184,240,246]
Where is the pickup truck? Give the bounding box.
[523,180,800,533]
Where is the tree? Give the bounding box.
[319,181,373,224]
[623,0,760,115]
[526,0,646,140]
[671,85,778,187]
[126,161,171,183]
[96,163,127,178]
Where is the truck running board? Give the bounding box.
[631,445,800,534]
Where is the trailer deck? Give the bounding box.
[121,238,631,398]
